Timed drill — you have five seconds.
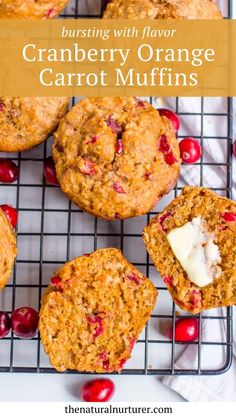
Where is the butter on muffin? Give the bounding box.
[53,97,180,220]
[103,0,222,19]
[39,248,157,372]
[143,187,236,314]
[0,0,69,19]
[0,97,69,152]
[0,207,17,289]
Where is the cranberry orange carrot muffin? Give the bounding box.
[143,187,236,314]
[103,0,222,19]
[0,97,69,152]
[53,97,180,220]
[0,0,69,19]
[0,207,17,289]
[39,248,157,372]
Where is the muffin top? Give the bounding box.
[0,97,69,152]
[53,97,180,219]
[0,0,69,19]
[103,0,222,19]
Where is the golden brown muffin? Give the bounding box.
[143,187,236,314]
[39,248,157,372]
[53,97,180,220]
[103,0,222,19]
[0,208,17,289]
[0,0,69,19]
[0,97,69,152]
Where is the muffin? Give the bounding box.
[103,0,222,19]
[0,97,69,152]
[53,97,180,220]
[0,207,17,289]
[0,0,69,19]
[143,187,236,314]
[39,248,157,372]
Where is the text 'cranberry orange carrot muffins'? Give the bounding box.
[0,0,69,19]
[53,97,180,220]
[0,97,69,152]
[103,0,222,19]
[0,207,17,289]
[39,248,157,372]
[143,186,236,314]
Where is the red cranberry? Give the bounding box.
[46,8,55,18]
[87,315,104,337]
[79,159,96,175]
[164,151,177,165]
[163,275,172,286]
[158,108,180,132]
[81,379,115,402]
[233,140,236,158]
[0,159,19,183]
[106,116,122,135]
[115,139,123,154]
[113,183,126,194]
[43,156,59,185]
[127,272,140,285]
[51,276,63,291]
[0,204,18,229]
[222,212,236,222]
[168,318,199,342]
[11,307,39,339]
[0,312,11,338]
[179,138,202,164]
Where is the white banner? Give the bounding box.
[0,402,235,419]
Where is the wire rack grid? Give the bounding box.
[0,0,234,376]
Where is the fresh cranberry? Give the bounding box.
[81,379,115,402]
[51,276,63,291]
[11,307,39,339]
[85,136,97,145]
[43,156,59,185]
[168,318,199,342]
[233,140,236,158]
[87,315,104,337]
[158,135,177,165]
[179,138,202,164]
[158,108,180,132]
[157,212,172,232]
[113,183,126,194]
[0,159,19,183]
[106,116,122,136]
[0,312,11,338]
[163,275,172,286]
[115,139,123,154]
[222,212,236,222]
[164,151,177,165]
[127,272,140,284]
[0,204,18,229]
[79,159,96,175]
[46,8,55,18]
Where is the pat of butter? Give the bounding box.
[167,217,221,287]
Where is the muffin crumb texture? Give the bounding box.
[143,187,236,314]
[39,248,157,372]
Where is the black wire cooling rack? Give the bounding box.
[0,0,234,376]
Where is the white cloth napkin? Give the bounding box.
[160,95,236,401]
